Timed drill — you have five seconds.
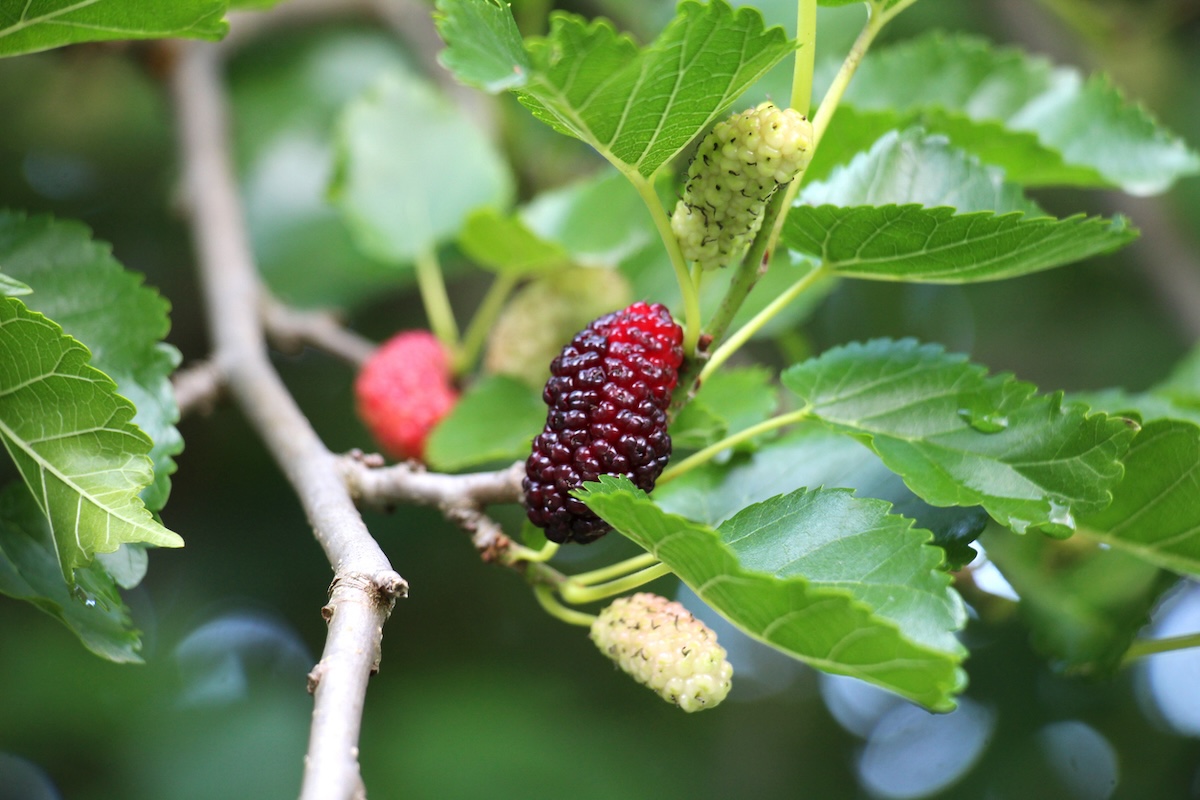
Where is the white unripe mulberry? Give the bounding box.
[671,102,814,270]
[590,592,733,712]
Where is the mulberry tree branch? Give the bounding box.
[170,41,406,800]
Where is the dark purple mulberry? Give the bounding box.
[523,302,685,544]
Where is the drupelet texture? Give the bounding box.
[523,302,684,544]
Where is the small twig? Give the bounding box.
[341,457,525,560]
[261,295,377,367]
[172,359,226,417]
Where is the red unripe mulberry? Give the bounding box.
[355,331,458,461]
[524,302,684,544]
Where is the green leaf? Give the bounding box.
[425,375,544,472]
[781,339,1137,536]
[0,273,30,296]
[579,476,966,711]
[800,128,1040,213]
[720,489,965,654]
[0,0,228,57]
[0,483,142,663]
[1069,388,1200,428]
[436,0,795,178]
[520,168,656,268]
[230,28,418,309]
[330,69,514,264]
[838,33,1200,193]
[669,365,778,450]
[984,526,1168,674]
[656,427,989,569]
[0,212,181,511]
[434,0,531,93]
[458,209,570,275]
[782,204,1136,283]
[0,296,183,582]
[1076,419,1200,577]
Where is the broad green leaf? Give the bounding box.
[0,0,228,57]
[436,0,795,178]
[0,483,142,662]
[458,209,570,275]
[781,204,1136,283]
[1076,420,1200,577]
[331,69,513,264]
[838,33,1200,194]
[799,128,1040,214]
[0,212,181,511]
[985,526,1168,674]
[781,339,1137,536]
[720,489,966,653]
[0,273,30,296]
[656,427,989,569]
[579,476,966,710]
[425,375,544,472]
[0,297,183,582]
[230,28,416,308]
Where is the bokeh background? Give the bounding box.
[2,0,1200,798]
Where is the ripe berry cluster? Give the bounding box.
[590,593,734,712]
[672,102,814,270]
[523,302,683,544]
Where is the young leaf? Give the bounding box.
[0,272,30,296]
[0,212,182,511]
[669,366,779,451]
[656,427,989,569]
[425,375,545,472]
[458,209,570,275]
[782,204,1136,283]
[435,0,795,178]
[0,297,183,583]
[984,526,1168,675]
[1076,419,1200,577]
[781,339,1136,536]
[0,484,143,663]
[0,0,228,58]
[837,33,1200,194]
[800,129,1040,213]
[579,476,967,711]
[331,69,514,264]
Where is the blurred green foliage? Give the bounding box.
[1,0,1199,797]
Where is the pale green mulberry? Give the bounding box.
[671,102,814,270]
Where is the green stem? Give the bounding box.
[414,246,461,356]
[455,272,520,376]
[791,0,818,113]
[700,264,829,383]
[506,539,560,564]
[1122,632,1200,665]
[765,1,904,256]
[560,562,674,605]
[535,585,597,626]
[659,406,812,484]
[630,172,702,356]
[571,552,660,587]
